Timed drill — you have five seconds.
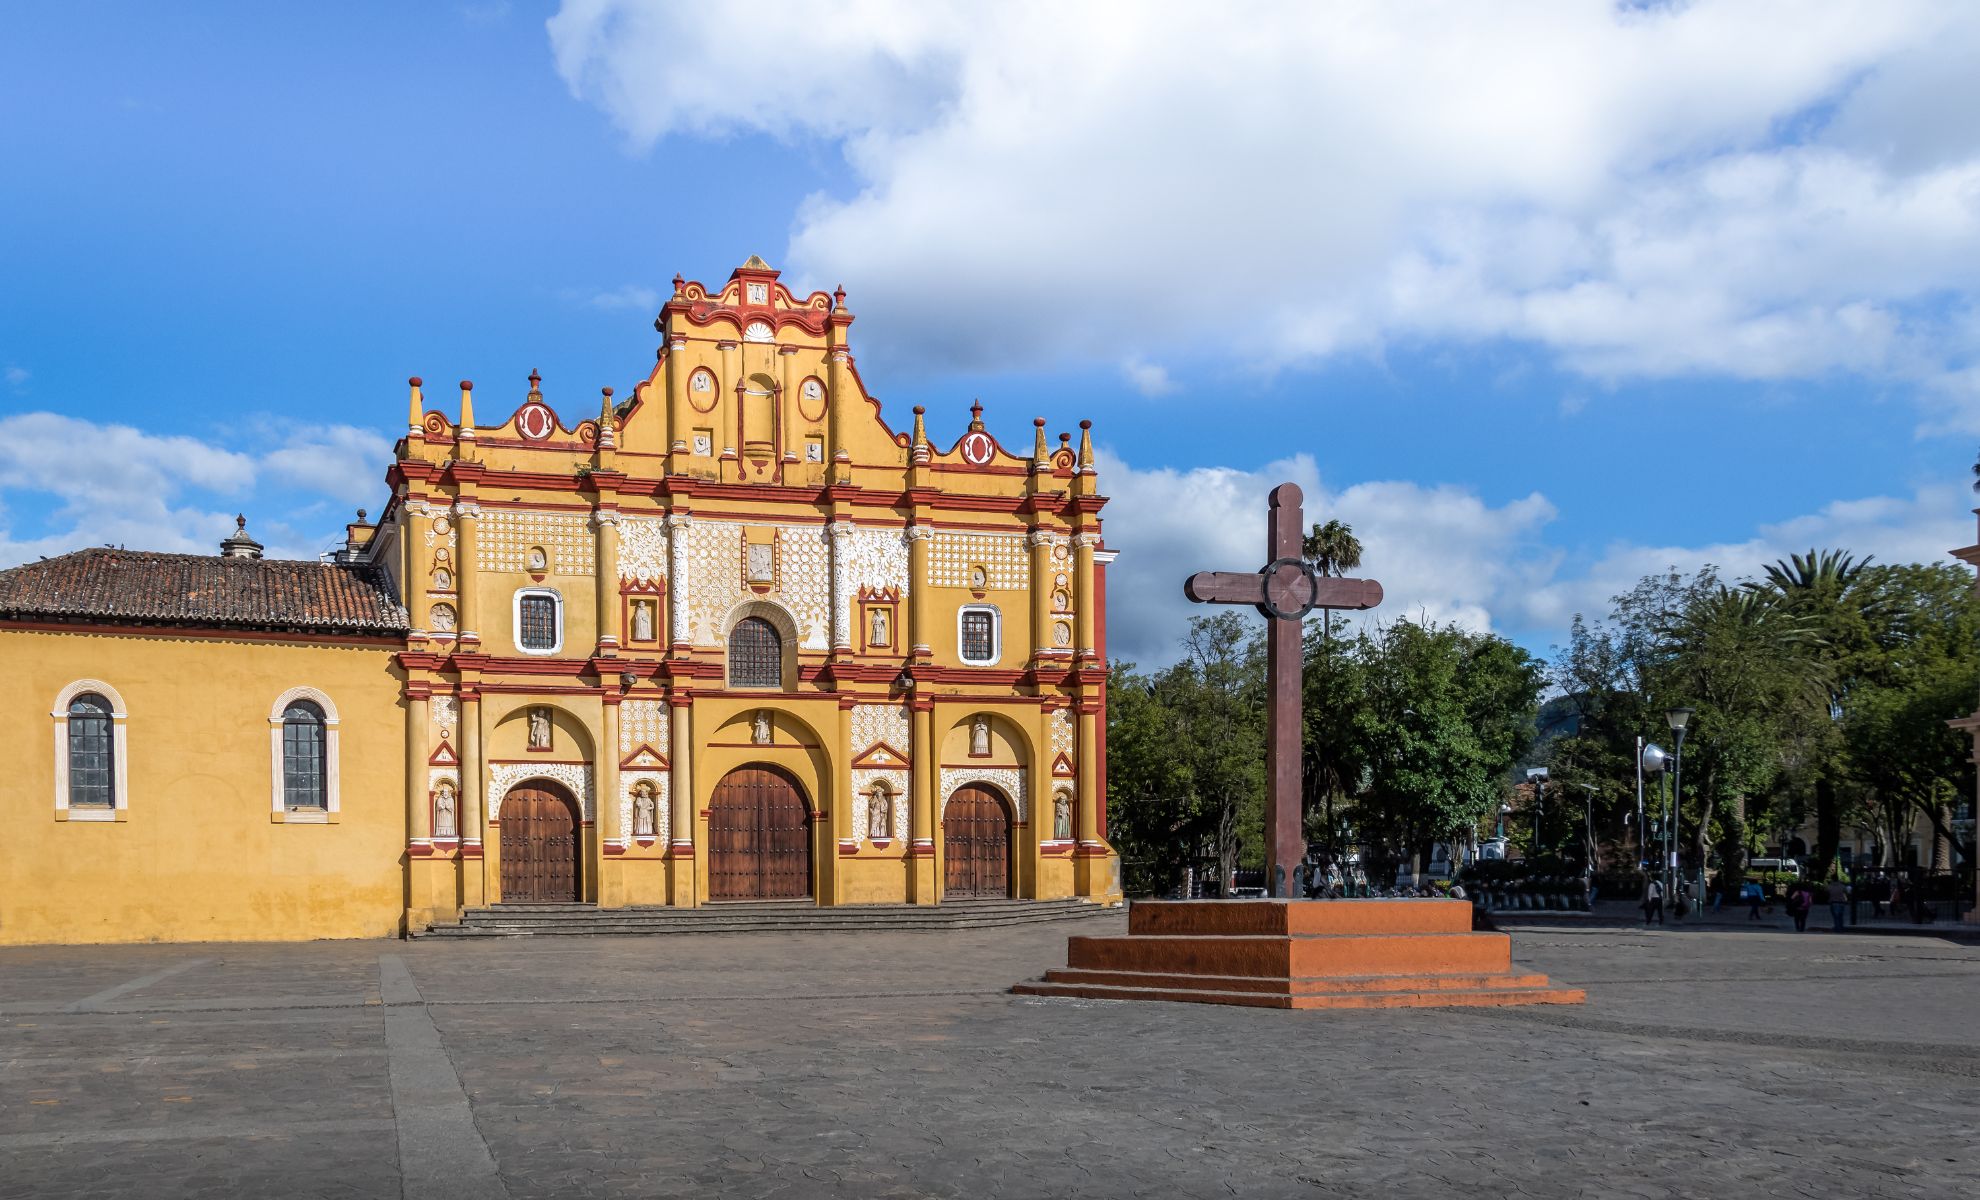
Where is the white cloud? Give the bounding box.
[3,365,26,393]
[1096,447,1968,667]
[0,413,391,567]
[550,1,1980,410]
[1120,358,1177,398]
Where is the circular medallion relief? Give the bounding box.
[1053,621,1072,647]
[432,515,451,536]
[688,369,718,413]
[515,402,557,441]
[959,430,995,466]
[797,377,828,422]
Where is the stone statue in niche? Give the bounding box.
[434,782,458,839]
[631,783,657,838]
[869,607,889,647]
[527,546,547,572]
[969,565,988,591]
[527,707,552,751]
[970,716,991,757]
[752,710,773,745]
[1054,791,1073,840]
[868,787,891,840]
[632,600,655,642]
[1052,588,1069,612]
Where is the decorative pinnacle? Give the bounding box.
[672,273,685,294]
[911,405,927,447]
[459,381,475,433]
[1032,417,1049,462]
[833,284,846,308]
[407,377,424,432]
[527,369,542,396]
[1078,419,1095,467]
[968,400,985,432]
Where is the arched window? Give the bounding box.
[66,694,114,809]
[53,680,129,820]
[282,701,328,809]
[729,616,782,688]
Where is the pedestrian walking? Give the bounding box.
[1643,877,1665,926]
[1825,877,1849,932]
[1787,883,1812,932]
[1742,880,1764,921]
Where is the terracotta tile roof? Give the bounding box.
[0,548,409,635]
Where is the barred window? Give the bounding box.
[519,594,559,651]
[67,694,114,808]
[282,701,327,809]
[960,609,996,664]
[729,617,782,688]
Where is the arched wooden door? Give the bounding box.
[708,765,812,901]
[944,785,1012,899]
[499,783,581,903]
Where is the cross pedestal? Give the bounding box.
[1182,483,1382,897]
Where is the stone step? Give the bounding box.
[418,900,1113,938]
[1011,980,1588,1010]
[1037,967,1556,995]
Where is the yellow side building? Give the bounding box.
[0,257,1121,944]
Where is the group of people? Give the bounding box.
[1645,874,1931,931]
[1289,858,1462,901]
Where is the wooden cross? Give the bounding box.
[1183,483,1384,898]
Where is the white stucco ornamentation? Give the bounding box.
[850,703,910,757]
[477,510,595,576]
[851,769,910,845]
[1050,707,1075,765]
[489,762,593,821]
[841,526,911,593]
[940,767,1027,822]
[676,520,832,649]
[619,699,669,754]
[619,771,668,840]
[928,531,1027,590]
[617,516,669,584]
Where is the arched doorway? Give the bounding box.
[499,782,581,903]
[708,765,812,901]
[944,785,1012,899]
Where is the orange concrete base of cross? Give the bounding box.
[1013,899,1586,1010]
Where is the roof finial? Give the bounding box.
[1078,419,1095,469]
[458,381,475,435]
[968,400,985,432]
[1032,417,1049,465]
[407,377,424,435]
[527,369,542,398]
[833,284,846,310]
[220,515,264,559]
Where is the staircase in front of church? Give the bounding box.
[417,898,1115,938]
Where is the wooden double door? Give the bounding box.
[944,785,1012,899]
[499,783,581,903]
[708,765,813,901]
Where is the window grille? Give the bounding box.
[960,610,995,663]
[282,700,327,809]
[519,594,559,651]
[729,617,782,688]
[67,694,114,807]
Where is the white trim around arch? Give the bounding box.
[268,686,341,822]
[51,678,129,822]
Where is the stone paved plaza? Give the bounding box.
[4,910,1978,1199]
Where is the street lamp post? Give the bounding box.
[1526,768,1548,862]
[1639,740,1668,873]
[1666,707,1694,909]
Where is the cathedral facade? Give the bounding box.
[0,258,1120,944]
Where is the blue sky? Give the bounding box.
[4,2,1978,668]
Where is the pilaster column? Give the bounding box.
[1075,705,1102,845]
[405,687,431,846]
[600,696,623,847]
[403,500,433,641]
[717,340,740,459]
[454,500,480,646]
[778,345,800,458]
[665,513,693,652]
[906,525,934,658]
[1027,529,1057,660]
[827,346,852,472]
[665,332,690,470]
[459,690,483,851]
[828,519,854,653]
[593,508,620,656]
[668,696,694,847]
[1072,532,1100,662]
[910,698,937,904]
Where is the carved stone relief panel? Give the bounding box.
[928,531,1027,590]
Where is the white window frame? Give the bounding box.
[269,686,341,822]
[513,586,565,656]
[957,604,1002,667]
[52,679,129,821]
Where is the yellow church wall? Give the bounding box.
[689,700,843,904]
[0,628,407,946]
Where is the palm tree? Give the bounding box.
[1971,448,1980,494]
[1302,519,1363,578]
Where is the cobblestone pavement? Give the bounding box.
[4,912,1979,1198]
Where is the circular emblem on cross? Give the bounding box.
[959,431,995,466]
[515,402,556,441]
